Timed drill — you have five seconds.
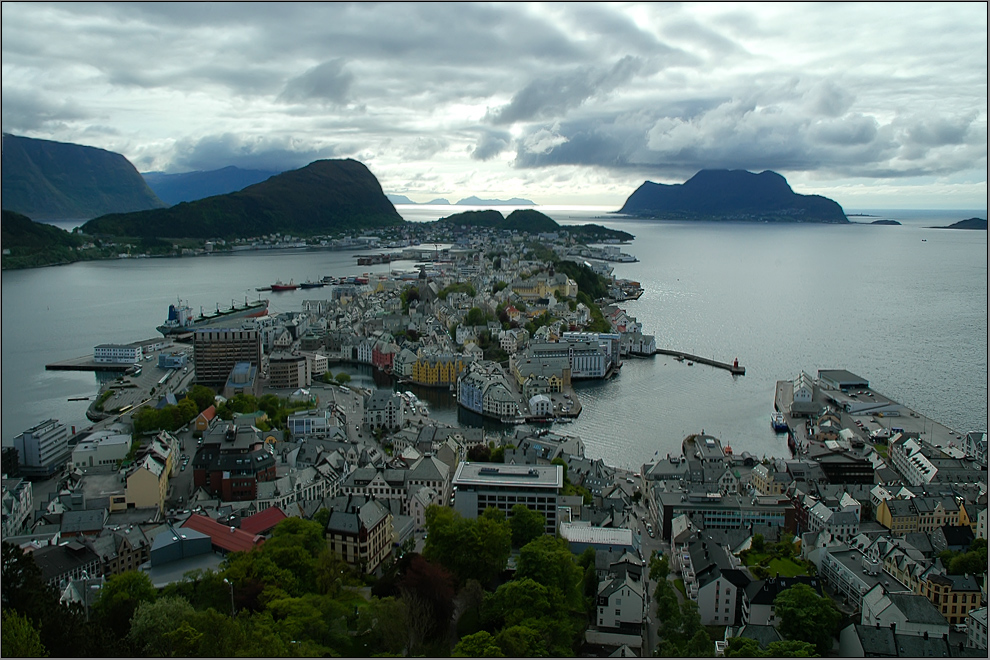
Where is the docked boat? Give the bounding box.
[271,280,298,291]
[771,411,789,432]
[299,280,325,289]
[157,297,268,335]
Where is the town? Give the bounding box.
[2,225,987,657]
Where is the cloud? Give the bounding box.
[486,56,647,126]
[471,130,512,161]
[166,133,335,173]
[0,88,91,133]
[401,137,449,161]
[278,59,354,105]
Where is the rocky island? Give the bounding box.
[618,169,848,223]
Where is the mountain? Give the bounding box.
[427,198,451,205]
[618,169,848,223]
[437,208,633,241]
[81,159,404,239]
[143,166,281,205]
[1,209,85,269]
[386,194,417,205]
[931,217,987,230]
[456,196,536,206]
[1,134,165,221]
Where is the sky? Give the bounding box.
[2,2,986,209]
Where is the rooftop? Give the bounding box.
[452,462,563,489]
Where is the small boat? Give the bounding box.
[686,361,694,366]
[771,411,789,432]
[271,280,298,291]
[299,280,325,289]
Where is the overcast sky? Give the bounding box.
[2,2,986,208]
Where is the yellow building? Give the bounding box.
[125,454,169,512]
[918,573,982,626]
[876,498,919,536]
[411,354,468,387]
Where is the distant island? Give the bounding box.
[143,166,282,206]
[437,208,633,242]
[456,196,536,206]
[929,217,988,230]
[1,134,165,221]
[618,169,848,223]
[82,159,403,240]
[870,219,901,226]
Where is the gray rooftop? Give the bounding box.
[453,462,563,489]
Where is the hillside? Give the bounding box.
[1,134,166,221]
[438,208,633,241]
[143,166,281,205]
[81,159,404,239]
[619,169,848,223]
[933,217,987,230]
[1,209,90,269]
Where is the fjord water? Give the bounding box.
[3,208,986,469]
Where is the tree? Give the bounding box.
[515,536,582,609]
[467,443,492,462]
[397,556,455,653]
[92,570,157,638]
[313,508,331,529]
[2,608,48,658]
[773,583,841,655]
[423,505,511,586]
[509,504,545,548]
[465,307,487,327]
[129,596,196,656]
[650,551,670,582]
[187,384,216,412]
[751,533,766,554]
[453,630,504,657]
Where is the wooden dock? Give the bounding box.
[653,349,746,375]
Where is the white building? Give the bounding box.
[1,478,34,537]
[94,343,143,364]
[70,430,131,469]
[967,607,988,650]
[889,435,938,486]
[286,409,338,438]
[597,573,645,629]
[453,462,563,534]
[860,585,949,638]
[9,418,71,479]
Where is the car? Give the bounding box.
[180,464,186,471]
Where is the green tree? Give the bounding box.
[495,624,547,657]
[509,504,546,548]
[187,384,216,412]
[725,636,765,657]
[129,595,197,656]
[1,608,48,657]
[313,508,331,529]
[92,570,157,638]
[751,533,766,554]
[453,630,504,657]
[773,583,841,655]
[334,372,352,385]
[765,639,820,657]
[465,307,487,327]
[423,505,511,586]
[516,536,582,609]
[650,551,670,582]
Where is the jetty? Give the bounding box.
[652,349,746,375]
[46,356,134,373]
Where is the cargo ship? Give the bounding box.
[270,280,298,291]
[157,297,269,335]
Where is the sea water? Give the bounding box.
[2,207,985,469]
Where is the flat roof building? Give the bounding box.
[452,462,563,534]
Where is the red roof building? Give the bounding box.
[180,513,264,554]
[240,507,288,536]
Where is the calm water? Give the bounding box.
[3,208,986,470]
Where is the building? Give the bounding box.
[742,576,824,627]
[193,327,262,386]
[180,513,265,555]
[967,607,987,650]
[268,352,311,389]
[94,343,143,364]
[222,362,261,399]
[30,542,103,589]
[410,353,469,387]
[963,432,987,467]
[918,572,981,626]
[860,586,949,637]
[652,491,795,542]
[364,390,405,430]
[1,477,34,537]
[70,430,130,469]
[9,418,71,479]
[452,462,563,534]
[191,425,277,502]
[325,496,394,574]
[126,454,169,512]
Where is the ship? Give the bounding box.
[270,280,298,291]
[771,411,789,432]
[299,280,325,289]
[157,297,269,336]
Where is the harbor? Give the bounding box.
[652,348,746,375]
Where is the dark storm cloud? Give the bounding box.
[168,133,335,173]
[487,56,648,126]
[278,60,354,105]
[471,131,512,162]
[1,88,91,133]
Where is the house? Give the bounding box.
[126,454,169,512]
[860,586,949,637]
[743,576,824,626]
[193,405,217,433]
[240,507,288,536]
[180,513,265,555]
[698,567,751,626]
[325,495,394,574]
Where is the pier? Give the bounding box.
[45,356,133,372]
[652,349,746,375]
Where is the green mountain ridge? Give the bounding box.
[82,159,404,239]
[1,134,165,221]
[437,208,633,241]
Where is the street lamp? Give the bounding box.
[223,578,235,618]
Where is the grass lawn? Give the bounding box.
[674,578,687,598]
[766,557,808,577]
